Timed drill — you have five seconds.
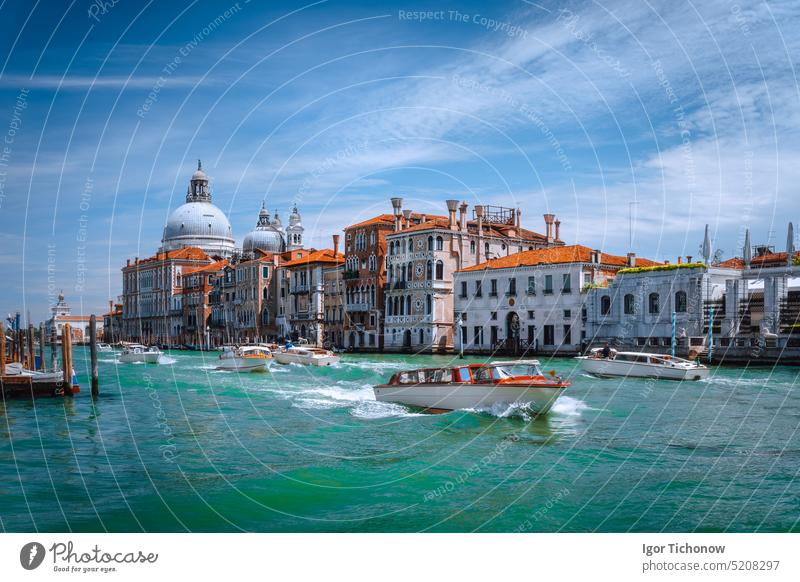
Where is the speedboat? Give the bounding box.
[97,343,113,352]
[373,360,569,413]
[577,348,709,381]
[273,345,339,366]
[216,345,272,372]
[118,344,163,364]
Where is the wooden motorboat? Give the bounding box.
[118,344,163,364]
[373,360,569,413]
[273,345,339,366]
[216,345,272,372]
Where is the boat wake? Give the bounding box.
[286,381,423,419]
[550,396,589,417]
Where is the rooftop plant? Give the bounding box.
[618,262,707,275]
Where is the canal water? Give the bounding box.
[1,349,798,532]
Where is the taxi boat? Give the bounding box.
[373,360,569,413]
[118,344,163,364]
[577,348,709,381]
[273,345,339,366]
[216,345,273,372]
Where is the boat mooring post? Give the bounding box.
[671,311,676,358]
[708,306,714,363]
[27,324,35,370]
[39,323,45,371]
[0,322,6,375]
[61,323,73,396]
[89,315,99,398]
[50,325,57,371]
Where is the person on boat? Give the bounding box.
[285,340,294,349]
[601,343,612,359]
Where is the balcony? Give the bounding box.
[345,302,371,312]
[343,270,360,280]
[290,284,310,294]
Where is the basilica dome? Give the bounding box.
[243,202,285,253]
[160,161,236,258]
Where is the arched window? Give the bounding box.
[399,296,404,315]
[436,236,443,251]
[426,294,432,315]
[675,290,687,313]
[649,293,660,314]
[386,298,392,316]
[624,294,635,315]
[406,295,411,314]
[601,295,611,316]
[484,242,490,255]
[470,240,476,254]
[435,260,444,280]
[388,264,394,282]
[427,236,434,251]
[406,263,412,280]
[426,260,433,280]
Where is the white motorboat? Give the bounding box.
[577,348,710,381]
[118,344,163,364]
[97,343,113,352]
[273,345,339,366]
[216,345,272,372]
[3,362,65,383]
[374,360,569,413]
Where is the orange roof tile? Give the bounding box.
[182,259,228,276]
[459,245,660,272]
[281,249,344,267]
[345,214,396,229]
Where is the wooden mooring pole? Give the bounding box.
[50,325,57,371]
[39,323,45,371]
[27,324,35,370]
[0,322,6,375]
[89,315,99,398]
[61,324,73,396]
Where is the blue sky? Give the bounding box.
[0,0,798,322]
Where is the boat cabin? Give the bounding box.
[387,361,548,386]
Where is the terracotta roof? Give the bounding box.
[459,245,660,272]
[131,246,210,266]
[345,214,396,229]
[717,257,745,269]
[718,251,798,269]
[182,259,228,276]
[387,217,547,241]
[55,315,92,322]
[281,249,344,267]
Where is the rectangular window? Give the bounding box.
[491,311,497,320]
[507,278,517,296]
[460,281,467,298]
[528,325,535,344]
[583,272,591,285]
[544,275,553,294]
[563,309,571,319]
[262,265,269,278]
[475,280,482,297]
[490,325,498,345]
[490,279,498,296]
[456,367,470,382]
[562,273,571,293]
[563,325,572,345]
[544,325,555,346]
[527,276,535,294]
[528,310,535,319]
[473,326,483,345]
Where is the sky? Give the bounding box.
[0,0,797,322]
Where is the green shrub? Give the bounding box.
[618,262,706,275]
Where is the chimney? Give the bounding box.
[332,234,340,257]
[126,259,130,267]
[516,207,521,228]
[686,255,692,263]
[402,209,412,229]
[390,197,403,232]
[459,202,468,231]
[592,249,601,264]
[554,219,561,241]
[543,213,555,242]
[626,252,636,267]
[677,256,682,264]
[445,199,459,230]
[475,205,485,262]
[664,260,670,265]
[421,214,427,223]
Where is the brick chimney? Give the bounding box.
[543,214,555,242]
[332,234,340,257]
[626,252,636,267]
[677,256,682,264]
[554,218,561,241]
[402,209,412,229]
[459,202,468,231]
[446,199,459,230]
[475,205,485,262]
[390,197,403,232]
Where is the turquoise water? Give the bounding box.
[1,348,798,532]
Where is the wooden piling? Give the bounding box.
[39,323,45,371]
[61,323,73,396]
[89,315,99,398]
[27,324,35,370]
[50,325,57,371]
[0,323,6,375]
[17,329,25,366]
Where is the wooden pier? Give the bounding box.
[1,322,81,399]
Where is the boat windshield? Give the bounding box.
[492,363,544,378]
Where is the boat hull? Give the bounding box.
[119,352,162,364]
[216,358,271,372]
[274,353,339,366]
[373,382,566,414]
[578,357,709,381]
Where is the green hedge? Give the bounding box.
[618,262,706,275]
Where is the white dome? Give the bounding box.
[161,201,235,257]
[243,204,285,253]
